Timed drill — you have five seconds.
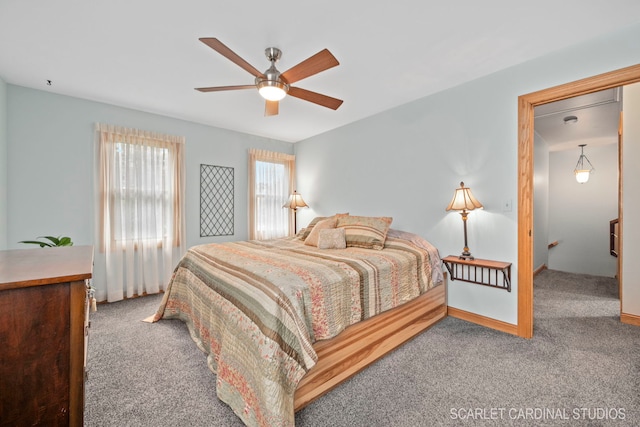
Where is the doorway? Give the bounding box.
[517,64,640,338]
[534,89,620,278]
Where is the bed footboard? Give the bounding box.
[294,282,447,410]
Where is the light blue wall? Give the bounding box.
[6,85,293,299]
[548,144,618,276]
[0,76,6,250]
[295,23,640,324]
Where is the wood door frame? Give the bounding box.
[517,64,640,338]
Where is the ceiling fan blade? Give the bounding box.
[287,87,343,110]
[265,100,279,116]
[195,85,255,92]
[199,38,264,78]
[281,49,339,84]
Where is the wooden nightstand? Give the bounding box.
[442,255,511,292]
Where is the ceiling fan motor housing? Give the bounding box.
[256,48,289,97]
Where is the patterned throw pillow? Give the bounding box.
[317,228,346,249]
[304,217,337,246]
[300,216,327,241]
[295,228,307,239]
[300,213,349,241]
[335,215,393,250]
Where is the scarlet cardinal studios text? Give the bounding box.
[450,407,626,421]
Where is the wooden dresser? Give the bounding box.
[0,246,93,427]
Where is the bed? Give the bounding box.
[152,216,446,427]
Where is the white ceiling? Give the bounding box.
[535,88,622,152]
[2,1,640,143]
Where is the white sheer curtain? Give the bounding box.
[97,123,185,302]
[248,149,295,239]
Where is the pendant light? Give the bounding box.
[574,144,595,184]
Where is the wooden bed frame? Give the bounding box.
[294,280,447,410]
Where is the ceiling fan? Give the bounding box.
[195,38,343,116]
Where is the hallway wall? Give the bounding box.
[547,143,618,276]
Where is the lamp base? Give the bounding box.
[457,213,475,260]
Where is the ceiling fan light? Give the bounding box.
[259,86,286,101]
[257,80,288,101]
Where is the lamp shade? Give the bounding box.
[575,170,591,184]
[283,191,309,210]
[446,182,483,212]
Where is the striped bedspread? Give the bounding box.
[153,231,442,427]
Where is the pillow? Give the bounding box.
[295,228,307,240]
[300,213,349,241]
[335,215,393,250]
[304,217,337,247]
[300,216,328,241]
[317,228,346,249]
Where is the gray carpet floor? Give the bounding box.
[85,270,640,426]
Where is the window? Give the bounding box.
[97,123,185,302]
[248,149,295,239]
[112,142,170,242]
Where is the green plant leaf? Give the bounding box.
[19,240,54,247]
[19,235,73,247]
[58,237,73,246]
[40,236,61,245]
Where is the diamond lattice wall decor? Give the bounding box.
[200,164,234,236]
